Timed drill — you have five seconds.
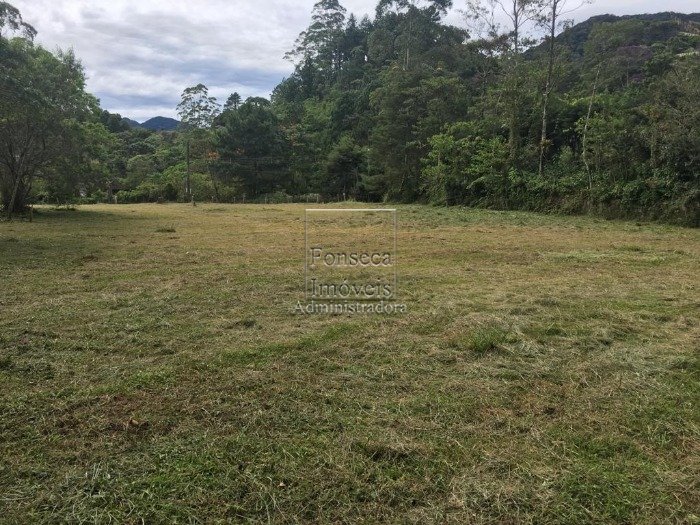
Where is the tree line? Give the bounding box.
[1,1,698,224]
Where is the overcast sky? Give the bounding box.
[12,0,699,121]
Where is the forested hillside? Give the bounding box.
[1,1,698,224]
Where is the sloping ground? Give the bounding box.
[0,204,697,523]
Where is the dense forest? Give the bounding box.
[1,1,698,225]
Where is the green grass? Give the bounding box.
[0,203,698,523]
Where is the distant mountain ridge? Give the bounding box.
[122,117,141,128]
[135,116,180,131]
[528,11,700,58]
[120,112,180,131]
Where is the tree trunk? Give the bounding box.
[582,65,601,204]
[5,172,24,220]
[538,1,558,178]
[508,1,521,168]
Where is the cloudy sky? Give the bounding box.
[13,0,699,121]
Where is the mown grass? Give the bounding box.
[0,203,698,523]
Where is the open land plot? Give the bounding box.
[0,203,698,523]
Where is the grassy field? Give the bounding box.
[0,203,698,524]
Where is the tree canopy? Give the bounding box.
[1,1,698,225]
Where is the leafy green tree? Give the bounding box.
[177,83,220,129]
[176,83,220,198]
[0,13,98,216]
[422,122,508,206]
[465,0,541,189]
[375,0,453,70]
[214,97,289,196]
[0,1,35,39]
[536,0,588,177]
[223,92,242,111]
[324,135,365,199]
[44,121,115,204]
[368,68,469,201]
[99,109,131,133]
[286,0,347,84]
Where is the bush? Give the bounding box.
[90,189,107,203]
[116,182,159,203]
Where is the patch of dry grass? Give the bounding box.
[0,203,698,523]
